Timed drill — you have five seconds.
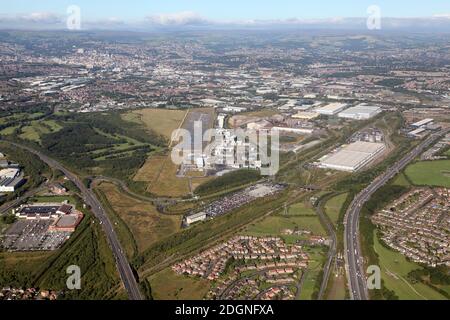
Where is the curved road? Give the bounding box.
[315,197,337,300]
[344,129,448,300]
[7,142,143,300]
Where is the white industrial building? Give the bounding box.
[411,118,434,128]
[338,105,382,120]
[292,111,320,120]
[315,103,348,116]
[185,212,207,226]
[0,168,24,192]
[318,141,386,172]
[408,128,429,138]
[272,127,314,135]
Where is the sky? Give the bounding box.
[2,0,450,30]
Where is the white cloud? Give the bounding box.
[145,11,209,26]
[2,11,450,31]
[433,13,450,19]
[20,12,62,24]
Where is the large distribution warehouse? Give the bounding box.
[318,141,386,172]
[314,103,348,115]
[338,105,382,120]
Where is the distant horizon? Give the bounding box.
[2,0,450,31]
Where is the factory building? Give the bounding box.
[411,118,434,128]
[318,141,386,172]
[0,168,25,193]
[292,111,320,120]
[338,105,382,120]
[314,103,348,116]
[185,212,207,226]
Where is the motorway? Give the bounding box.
[6,142,143,300]
[344,129,449,300]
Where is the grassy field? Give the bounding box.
[391,173,412,187]
[148,268,211,300]
[299,247,327,300]
[245,215,327,239]
[122,108,187,140]
[0,125,18,135]
[18,120,63,143]
[373,232,447,300]
[0,251,54,287]
[324,193,348,227]
[242,109,280,118]
[96,182,182,253]
[244,201,327,243]
[326,275,347,300]
[134,155,167,183]
[134,154,191,197]
[129,107,216,197]
[405,160,450,188]
[288,201,317,216]
[0,219,6,234]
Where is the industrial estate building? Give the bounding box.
[0,168,24,193]
[317,141,386,172]
[314,103,348,115]
[338,105,382,120]
[14,203,83,232]
[1,202,84,251]
[292,111,320,120]
[411,118,434,128]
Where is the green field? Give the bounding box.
[29,195,77,204]
[288,201,317,216]
[148,268,211,300]
[324,193,348,227]
[18,120,63,143]
[326,275,347,300]
[244,201,327,244]
[299,247,326,300]
[0,126,18,136]
[391,173,412,187]
[373,233,447,300]
[405,160,450,188]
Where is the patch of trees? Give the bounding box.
[41,123,117,168]
[0,104,52,131]
[375,78,405,88]
[98,149,149,181]
[195,169,261,196]
[359,184,409,300]
[409,266,450,285]
[55,112,165,147]
[62,180,80,194]
[34,214,122,299]
[408,266,450,299]
[0,142,49,205]
[0,214,16,224]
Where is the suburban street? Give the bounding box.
[344,129,449,300]
[6,142,143,301]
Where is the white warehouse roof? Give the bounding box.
[338,105,382,120]
[315,103,348,115]
[411,118,434,128]
[318,141,386,172]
